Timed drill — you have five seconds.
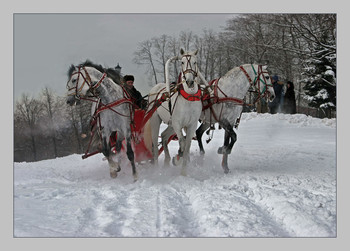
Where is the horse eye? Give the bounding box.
[72,79,77,83]
[265,76,269,80]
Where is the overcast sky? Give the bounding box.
[14,13,234,100]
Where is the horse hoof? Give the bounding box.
[223,168,230,174]
[110,170,118,178]
[163,161,170,168]
[217,147,223,154]
[172,155,183,166]
[133,173,138,182]
[218,147,231,155]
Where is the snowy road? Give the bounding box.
[14,113,336,237]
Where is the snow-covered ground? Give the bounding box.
[14,113,336,238]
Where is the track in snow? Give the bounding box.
[14,113,336,237]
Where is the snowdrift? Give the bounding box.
[14,113,336,237]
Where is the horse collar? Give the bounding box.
[178,84,201,101]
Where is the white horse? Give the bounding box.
[66,61,138,181]
[147,49,202,175]
[195,64,276,173]
[159,64,275,173]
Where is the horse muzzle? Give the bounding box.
[66,95,80,106]
[183,70,197,87]
[268,92,275,102]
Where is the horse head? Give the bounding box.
[66,62,109,106]
[180,48,198,88]
[259,65,275,102]
[66,65,92,106]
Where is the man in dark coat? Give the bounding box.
[122,75,147,110]
[282,81,297,114]
[268,75,283,114]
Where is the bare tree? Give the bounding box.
[133,40,159,86]
[179,31,195,51]
[15,94,44,161]
[197,29,218,80]
[152,34,172,83]
[168,35,181,82]
[41,87,58,157]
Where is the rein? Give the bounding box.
[93,98,135,118]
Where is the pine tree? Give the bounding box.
[303,31,336,118]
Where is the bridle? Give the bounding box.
[180,54,198,81]
[66,66,107,99]
[239,64,273,100]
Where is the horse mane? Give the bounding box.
[67,60,122,85]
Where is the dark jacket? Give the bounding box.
[124,85,147,110]
[283,81,297,114]
[268,79,284,114]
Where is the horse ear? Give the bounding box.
[262,65,268,70]
[180,48,185,55]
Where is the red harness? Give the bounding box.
[202,78,245,109]
[178,84,202,101]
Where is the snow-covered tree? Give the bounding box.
[303,30,336,118]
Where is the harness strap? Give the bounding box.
[82,67,92,84]
[239,66,253,85]
[94,98,134,116]
[92,73,107,90]
[202,78,244,110]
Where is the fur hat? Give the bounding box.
[123,75,134,82]
[272,75,279,81]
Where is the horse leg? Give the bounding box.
[161,126,175,167]
[218,121,237,155]
[195,122,210,155]
[172,127,185,168]
[218,122,237,174]
[108,138,122,178]
[150,114,162,166]
[126,137,138,182]
[101,136,121,178]
[220,131,231,174]
[181,124,197,176]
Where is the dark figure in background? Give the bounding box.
[122,75,148,110]
[283,81,297,114]
[268,75,283,114]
